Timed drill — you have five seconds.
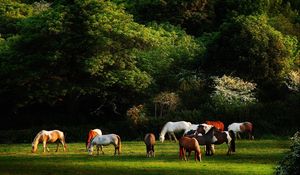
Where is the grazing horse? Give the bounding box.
[86,129,102,149]
[179,136,201,161]
[197,125,235,155]
[32,130,67,153]
[144,133,156,157]
[205,121,224,131]
[159,121,192,142]
[88,134,121,156]
[228,122,254,140]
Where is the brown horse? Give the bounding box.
[228,122,254,140]
[205,121,224,131]
[179,136,201,161]
[86,129,102,149]
[197,125,235,155]
[144,133,156,157]
[32,130,67,153]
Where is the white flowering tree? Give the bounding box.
[285,70,300,92]
[211,75,257,111]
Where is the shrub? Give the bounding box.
[276,131,300,175]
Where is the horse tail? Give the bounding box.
[61,131,67,150]
[229,130,235,152]
[249,122,254,140]
[117,135,121,154]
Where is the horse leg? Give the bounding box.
[171,132,177,142]
[237,132,241,139]
[168,133,172,141]
[59,138,66,151]
[187,150,191,160]
[152,145,155,157]
[43,141,47,152]
[211,145,215,155]
[199,151,202,161]
[183,148,187,161]
[227,143,231,155]
[56,142,59,152]
[96,145,100,155]
[100,145,104,154]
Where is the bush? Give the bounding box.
[276,131,300,175]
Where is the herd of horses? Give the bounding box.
[31,120,254,162]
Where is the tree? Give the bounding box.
[204,15,299,100]
[0,0,165,115]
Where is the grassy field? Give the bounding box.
[0,139,289,175]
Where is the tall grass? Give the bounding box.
[0,139,289,175]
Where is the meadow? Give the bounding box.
[0,139,289,175]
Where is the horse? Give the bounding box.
[86,129,102,149]
[31,130,67,153]
[159,121,192,142]
[179,136,201,161]
[205,121,224,131]
[88,134,121,156]
[144,133,156,157]
[228,122,254,140]
[197,125,235,155]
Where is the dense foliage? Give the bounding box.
[276,131,300,175]
[0,0,299,139]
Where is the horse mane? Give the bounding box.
[87,134,98,149]
[32,130,45,146]
[160,122,169,136]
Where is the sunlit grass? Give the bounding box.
[0,139,289,175]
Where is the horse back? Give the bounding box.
[206,121,224,131]
[144,133,155,145]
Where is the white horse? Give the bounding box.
[88,134,121,155]
[228,122,254,140]
[32,130,67,153]
[159,121,192,142]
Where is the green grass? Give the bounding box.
[0,139,290,175]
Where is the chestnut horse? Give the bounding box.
[88,134,121,156]
[205,121,224,131]
[179,136,201,161]
[228,122,254,140]
[32,130,67,153]
[144,133,156,157]
[86,129,102,149]
[197,125,235,155]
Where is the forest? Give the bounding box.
[0,0,299,141]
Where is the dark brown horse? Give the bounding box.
[196,125,235,155]
[187,125,217,156]
[205,121,225,131]
[144,133,156,157]
[179,136,201,161]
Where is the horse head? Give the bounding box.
[31,144,37,153]
[159,134,165,143]
[196,124,214,135]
